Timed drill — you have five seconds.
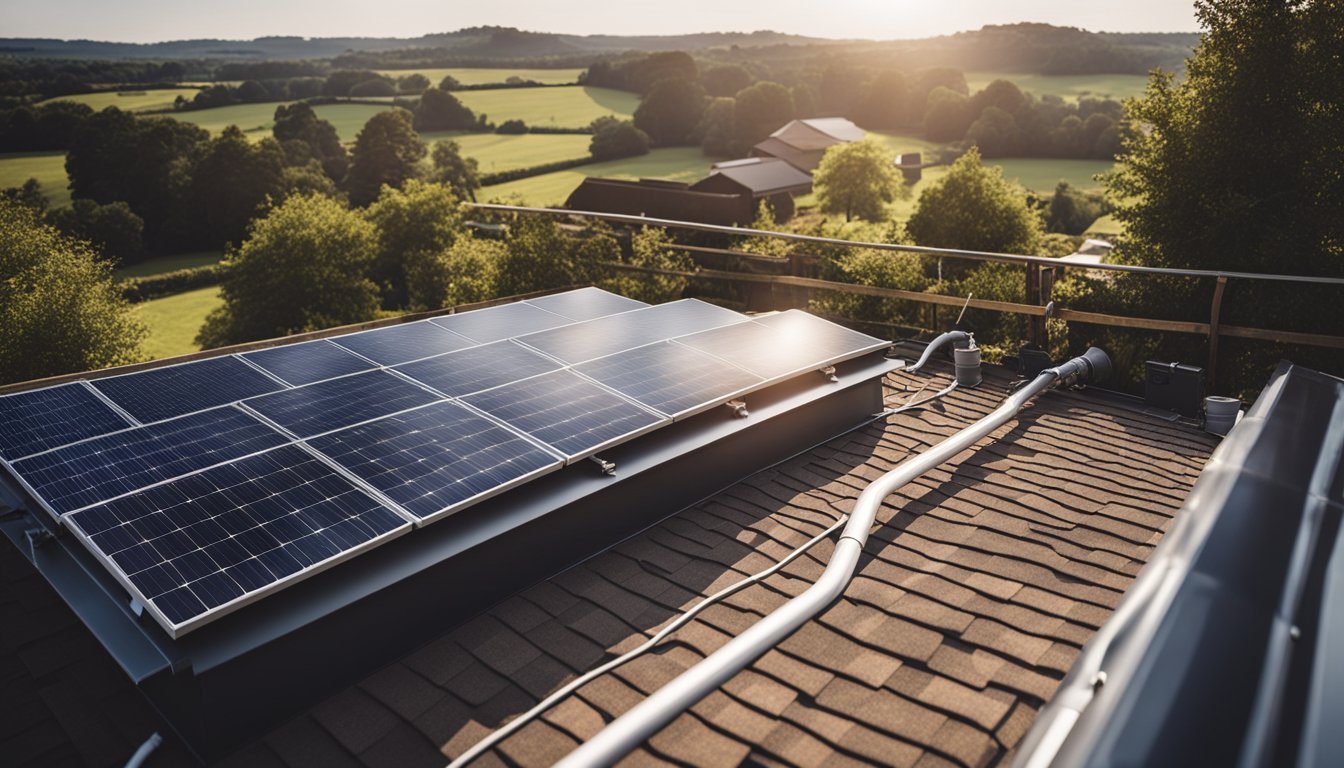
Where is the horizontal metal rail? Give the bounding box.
[469,203,1344,286]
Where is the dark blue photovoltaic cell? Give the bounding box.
[92,356,287,423]
[517,300,748,365]
[0,383,131,459]
[13,406,289,516]
[329,321,475,366]
[241,339,375,386]
[678,310,888,380]
[395,341,562,397]
[429,302,572,344]
[244,370,441,438]
[309,401,561,522]
[461,370,664,458]
[523,286,647,322]
[66,445,407,630]
[574,342,764,418]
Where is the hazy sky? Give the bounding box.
[2,1,1201,43]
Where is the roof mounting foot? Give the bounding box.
[588,455,616,476]
[820,365,838,383]
[24,527,53,560]
[726,400,749,418]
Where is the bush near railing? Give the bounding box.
[120,264,223,303]
[479,156,594,186]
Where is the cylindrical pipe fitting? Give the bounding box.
[954,344,983,387]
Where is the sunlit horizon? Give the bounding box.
[2,0,1201,45]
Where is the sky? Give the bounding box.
[2,0,1200,44]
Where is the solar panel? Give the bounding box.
[64,445,409,637]
[429,301,572,344]
[462,370,665,459]
[92,356,287,424]
[241,339,376,387]
[523,286,647,321]
[517,299,749,365]
[677,310,889,381]
[395,340,562,398]
[329,321,475,366]
[11,406,290,517]
[0,383,132,460]
[243,370,441,439]
[309,401,562,524]
[574,342,765,419]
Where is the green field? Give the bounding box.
[429,133,593,175]
[480,147,718,206]
[114,251,223,279]
[41,88,202,113]
[134,286,222,360]
[171,102,393,141]
[965,72,1150,102]
[457,86,638,129]
[0,152,70,207]
[994,158,1113,192]
[376,67,584,86]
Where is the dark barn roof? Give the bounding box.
[691,158,813,198]
[750,138,826,174]
[4,357,1220,767]
[563,177,755,227]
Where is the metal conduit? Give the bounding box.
[555,347,1112,768]
[906,330,971,373]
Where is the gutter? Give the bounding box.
[554,347,1112,767]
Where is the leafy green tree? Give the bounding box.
[495,216,615,297]
[278,162,341,201]
[733,81,794,148]
[853,70,910,129]
[589,118,650,161]
[790,85,817,119]
[413,87,476,132]
[696,97,737,156]
[923,87,972,142]
[273,102,348,180]
[702,64,753,98]
[322,70,386,97]
[970,79,1028,118]
[0,199,144,384]
[495,119,528,134]
[965,106,1021,157]
[187,125,286,247]
[602,227,694,303]
[428,140,481,201]
[364,180,463,309]
[1,178,46,211]
[45,198,144,264]
[197,194,380,347]
[438,75,460,91]
[406,235,503,311]
[815,243,930,329]
[813,138,904,222]
[345,109,427,207]
[633,77,706,146]
[1103,0,1344,391]
[907,147,1042,254]
[1045,180,1105,235]
[397,73,430,94]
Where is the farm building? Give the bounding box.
[693,157,813,222]
[750,117,866,173]
[564,177,756,226]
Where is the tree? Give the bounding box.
[437,74,460,91]
[853,70,910,129]
[633,77,706,146]
[733,81,794,148]
[45,199,144,264]
[186,126,286,247]
[2,178,46,211]
[790,85,817,119]
[413,87,476,132]
[428,140,481,201]
[273,102,348,181]
[1045,181,1105,235]
[589,118,650,161]
[323,70,385,97]
[406,235,503,312]
[197,194,380,347]
[1103,0,1344,390]
[363,180,464,309]
[397,73,430,94]
[813,139,904,222]
[345,109,427,207]
[495,216,615,297]
[0,199,144,384]
[965,106,1022,157]
[495,119,528,134]
[702,64,753,98]
[907,147,1042,254]
[923,87,972,142]
[696,97,737,156]
[970,79,1028,118]
[602,227,694,303]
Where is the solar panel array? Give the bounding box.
[0,288,888,637]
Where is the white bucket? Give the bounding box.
[1204,396,1240,436]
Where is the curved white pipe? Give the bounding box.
[905,330,970,373]
[556,349,1109,767]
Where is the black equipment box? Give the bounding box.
[1145,360,1206,417]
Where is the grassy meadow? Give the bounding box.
[964,71,1149,102]
[41,87,202,113]
[134,286,222,360]
[481,147,719,206]
[0,152,70,206]
[114,251,223,279]
[375,67,584,86]
[436,133,593,174]
[456,86,638,128]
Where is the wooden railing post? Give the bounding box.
[1026,264,1044,347]
[1207,275,1229,391]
